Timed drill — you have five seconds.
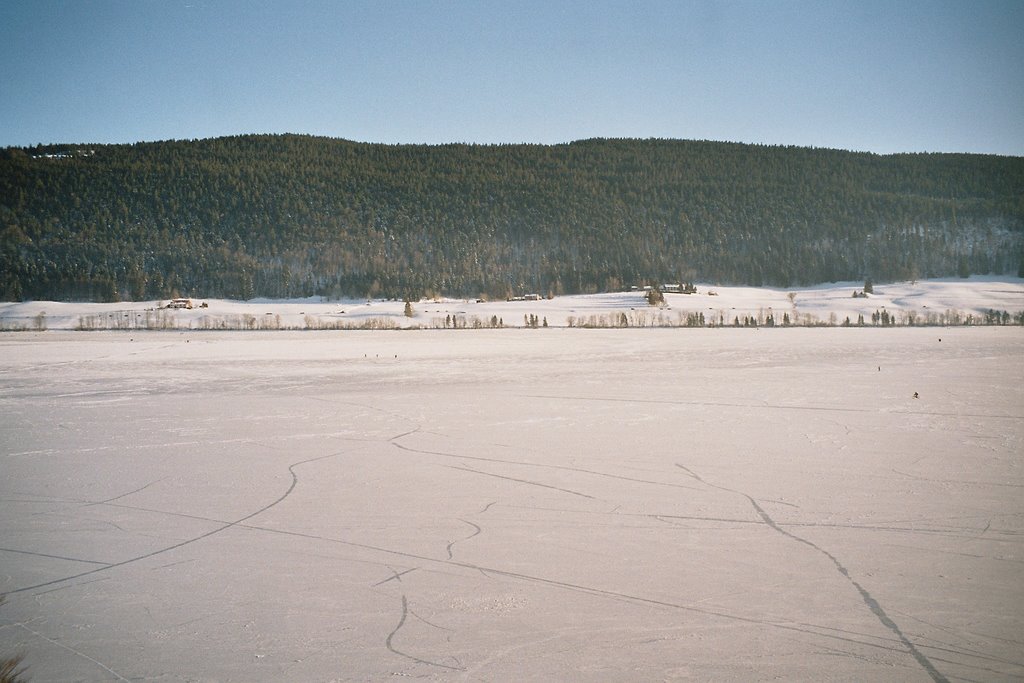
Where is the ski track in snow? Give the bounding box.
[372,566,418,587]
[14,622,129,682]
[3,448,349,596]
[8,472,1014,678]
[446,519,482,561]
[2,329,1020,680]
[675,463,950,683]
[390,436,703,492]
[0,547,110,567]
[441,463,596,500]
[385,595,464,672]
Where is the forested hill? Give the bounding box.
[2,134,1022,301]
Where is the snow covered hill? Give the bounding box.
[2,277,1023,331]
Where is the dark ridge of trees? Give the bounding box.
[1,135,1022,301]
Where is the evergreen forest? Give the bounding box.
[1,135,1022,301]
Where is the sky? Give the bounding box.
[1,0,1022,155]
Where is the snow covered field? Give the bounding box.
[1,327,1023,681]
[2,276,1024,331]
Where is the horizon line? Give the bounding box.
[7,132,1022,158]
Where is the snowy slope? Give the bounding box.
[2,277,1023,331]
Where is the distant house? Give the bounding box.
[166,298,193,309]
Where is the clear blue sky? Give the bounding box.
[2,0,1022,155]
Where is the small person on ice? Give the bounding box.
[913,391,919,399]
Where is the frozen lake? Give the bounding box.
[2,328,1022,681]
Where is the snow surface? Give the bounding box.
[1,325,1023,681]
[2,276,1023,331]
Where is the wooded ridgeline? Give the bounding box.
[2,135,1022,301]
